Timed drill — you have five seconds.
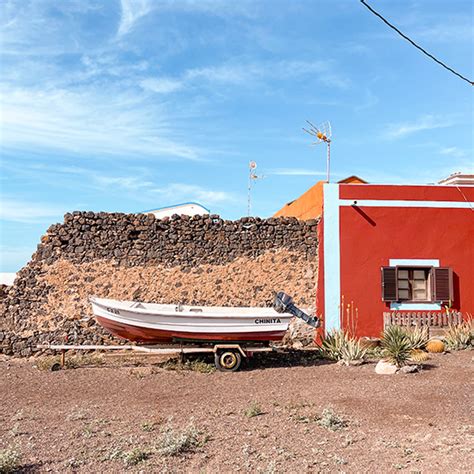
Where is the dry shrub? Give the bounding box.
[444,321,473,350]
[157,421,204,457]
[316,408,348,431]
[122,448,151,466]
[0,448,21,474]
[244,401,263,418]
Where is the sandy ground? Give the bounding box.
[1,350,473,473]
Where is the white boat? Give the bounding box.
[90,296,294,344]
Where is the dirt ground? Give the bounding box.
[1,350,473,473]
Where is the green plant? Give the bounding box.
[320,330,348,361]
[340,338,367,365]
[157,422,203,456]
[0,448,21,474]
[406,326,429,350]
[320,330,366,364]
[244,401,263,418]
[381,326,412,367]
[316,408,348,431]
[444,321,473,350]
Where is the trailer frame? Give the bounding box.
[36,342,277,372]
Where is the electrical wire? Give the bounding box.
[360,0,473,86]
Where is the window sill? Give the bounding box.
[390,302,441,311]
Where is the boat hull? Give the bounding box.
[96,316,286,344]
[91,297,292,344]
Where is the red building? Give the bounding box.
[314,179,474,337]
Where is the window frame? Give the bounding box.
[381,265,453,304]
[395,265,433,303]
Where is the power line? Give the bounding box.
[360,0,473,86]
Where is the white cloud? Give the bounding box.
[0,85,201,160]
[270,168,327,177]
[153,183,234,205]
[439,147,467,158]
[117,0,153,37]
[383,114,454,139]
[140,77,183,94]
[0,198,66,223]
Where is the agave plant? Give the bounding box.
[340,338,367,365]
[406,326,429,350]
[381,325,412,367]
[320,330,348,361]
[444,322,473,350]
[320,330,366,365]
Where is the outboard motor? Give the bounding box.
[273,291,320,328]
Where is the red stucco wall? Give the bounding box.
[340,205,474,337]
[316,184,474,338]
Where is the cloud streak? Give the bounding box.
[0,85,201,160]
[383,114,454,139]
[117,0,153,37]
[0,198,67,223]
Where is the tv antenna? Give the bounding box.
[302,120,332,183]
[247,161,264,216]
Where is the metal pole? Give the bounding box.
[247,169,251,216]
[327,141,331,183]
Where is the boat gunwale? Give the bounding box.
[90,296,289,318]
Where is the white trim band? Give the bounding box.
[323,184,341,332]
[340,199,473,209]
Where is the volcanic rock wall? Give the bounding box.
[0,212,318,357]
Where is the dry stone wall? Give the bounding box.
[0,212,318,357]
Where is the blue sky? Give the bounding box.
[0,0,473,272]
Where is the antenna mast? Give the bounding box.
[302,120,332,183]
[247,161,263,216]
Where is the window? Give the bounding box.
[381,266,452,303]
[397,268,430,301]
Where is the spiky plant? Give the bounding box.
[340,338,367,365]
[380,325,412,367]
[426,339,445,353]
[410,349,430,362]
[320,330,348,361]
[406,326,429,350]
[444,322,473,350]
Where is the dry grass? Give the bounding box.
[35,353,104,371]
[158,357,215,373]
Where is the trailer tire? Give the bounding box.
[215,350,242,372]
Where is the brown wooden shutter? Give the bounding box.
[432,267,453,302]
[381,267,397,301]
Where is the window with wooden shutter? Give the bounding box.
[432,267,453,302]
[381,267,397,301]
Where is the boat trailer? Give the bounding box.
[36,342,278,372]
[37,292,319,372]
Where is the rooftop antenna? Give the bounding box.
[302,120,332,183]
[247,161,264,216]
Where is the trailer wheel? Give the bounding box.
[50,362,62,372]
[215,350,242,372]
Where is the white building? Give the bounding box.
[141,202,210,219]
[438,172,474,186]
[0,273,16,286]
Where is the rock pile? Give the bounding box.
[1,212,319,357]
